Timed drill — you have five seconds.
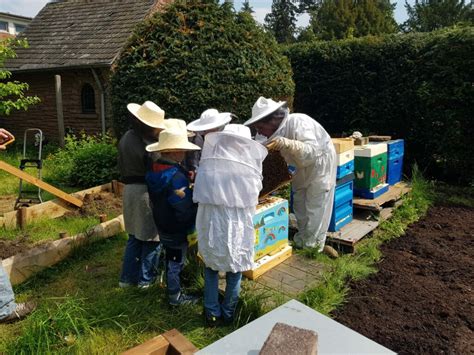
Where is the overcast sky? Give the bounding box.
[0,0,412,26]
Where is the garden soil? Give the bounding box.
[0,192,122,259]
[334,206,474,354]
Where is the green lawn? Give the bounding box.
[0,168,438,354]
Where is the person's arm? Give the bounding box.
[0,129,14,150]
[167,171,197,230]
[268,122,326,168]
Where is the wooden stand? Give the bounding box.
[244,244,292,280]
[122,329,198,355]
[353,182,411,212]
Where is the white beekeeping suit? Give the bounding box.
[193,124,267,272]
[270,111,336,250]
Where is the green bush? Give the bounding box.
[110,0,294,136]
[285,27,474,184]
[47,134,119,187]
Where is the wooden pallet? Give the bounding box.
[326,210,379,252]
[243,244,293,280]
[353,182,411,212]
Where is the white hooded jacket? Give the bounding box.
[269,113,337,250]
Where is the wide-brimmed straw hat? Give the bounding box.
[187,109,233,132]
[127,101,166,129]
[165,118,195,137]
[244,97,286,126]
[146,129,201,152]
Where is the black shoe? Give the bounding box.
[205,314,223,327]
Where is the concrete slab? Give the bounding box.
[197,299,395,355]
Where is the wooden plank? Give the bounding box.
[2,215,124,285]
[122,335,169,355]
[2,183,111,229]
[353,182,411,211]
[379,200,404,221]
[163,329,198,355]
[0,161,83,208]
[243,244,292,280]
[327,217,379,248]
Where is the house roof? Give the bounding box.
[6,0,157,72]
[0,12,33,22]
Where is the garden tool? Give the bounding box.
[15,128,44,209]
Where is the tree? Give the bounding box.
[264,0,299,43]
[402,0,473,32]
[309,0,398,40]
[0,39,40,115]
[241,0,254,13]
[110,1,294,136]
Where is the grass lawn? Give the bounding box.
[0,168,447,354]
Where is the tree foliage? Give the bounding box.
[241,0,254,13]
[265,0,299,43]
[308,0,398,40]
[0,39,40,115]
[110,0,294,136]
[402,0,473,32]
[286,27,474,183]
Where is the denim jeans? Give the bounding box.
[120,235,162,287]
[0,264,16,320]
[165,243,188,296]
[204,267,242,320]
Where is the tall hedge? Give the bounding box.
[285,27,474,184]
[111,0,294,136]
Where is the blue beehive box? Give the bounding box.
[354,183,389,199]
[336,149,355,179]
[386,139,404,185]
[253,197,289,260]
[329,180,354,232]
[337,160,354,180]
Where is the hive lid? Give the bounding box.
[354,143,387,157]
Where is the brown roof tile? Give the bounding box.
[6,0,157,71]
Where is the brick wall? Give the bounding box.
[0,68,113,141]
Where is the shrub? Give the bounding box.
[110,0,295,136]
[285,27,474,184]
[47,133,119,187]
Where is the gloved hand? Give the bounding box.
[267,137,297,152]
[187,229,198,247]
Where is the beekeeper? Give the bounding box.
[193,124,267,325]
[244,97,337,252]
[185,109,233,173]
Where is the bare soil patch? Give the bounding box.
[334,206,474,354]
[0,192,122,259]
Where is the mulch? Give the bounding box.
[334,205,474,354]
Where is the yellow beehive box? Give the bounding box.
[332,138,354,154]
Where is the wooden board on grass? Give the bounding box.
[327,214,379,252]
[244,244,292,280]
[122,335,169,355]
[0,160,83,208]
[353,182,411,211]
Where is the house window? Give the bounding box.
[14,23,26,33]
[0,21,8,32]
[81,84,96,114]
